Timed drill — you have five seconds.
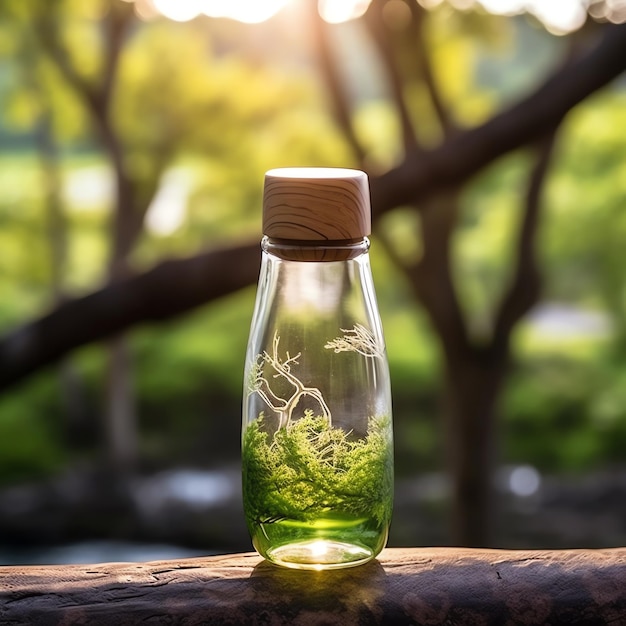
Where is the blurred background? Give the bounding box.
[0,0,625,564]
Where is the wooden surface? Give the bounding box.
[0,547,624,624]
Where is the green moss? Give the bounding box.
[242,411,393,527]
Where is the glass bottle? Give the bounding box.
[242,167,393,570]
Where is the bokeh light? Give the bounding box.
[317,0,373,23]
[152,0,202,22]
[202,0,292,23]
[140,0,626,31]
[478,0,588,34]
[147,0,291,23]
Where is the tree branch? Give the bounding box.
[492,130,558,353]
[370,23,626,215]
[0,23,624,392]
[100,1,134,112]
[410,3,456,138]
[0,241,261,391]
[33,10,100,114]
[412,195,470,361]
[309,1,367,165]
[34,1,133,122]
[364,0,420,156]
[33,1,139,276]
[377,193,470,363]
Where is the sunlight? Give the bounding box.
[145,169,193,236]
[202,0,291,23]
[478,0,526,14]
[152,0,202,22]
[318,0,373,23]
[476,0,588,34]
[147,0,618,31]
[151,0,291,23]
[147,0,626,30]
[531,0,587,34]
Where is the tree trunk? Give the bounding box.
[36,95,91,450]
[104,335,137,472]
[30,0,141,471]
[444,352,507,547]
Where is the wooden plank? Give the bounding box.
[0,548,624,624]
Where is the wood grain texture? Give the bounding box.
[263,168,371,241]
[1,547,624,624]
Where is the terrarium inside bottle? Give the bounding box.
[242,167,393,570]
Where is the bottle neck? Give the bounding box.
[262,236,370,262]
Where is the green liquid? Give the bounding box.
[242,412,393,570]
[250,512,388,570]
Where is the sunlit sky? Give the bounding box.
[127,0,626,33]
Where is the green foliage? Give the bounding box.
[0,374,66,484]
[243,412,393,527]
[134,288,253,399]
[453,151,531,334]
[0,0,624,487]
[502,323,626,472]
[544,93,626,326]
[0,1,90,143]
[0,153,110,329]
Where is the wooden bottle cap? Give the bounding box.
[263,167,371,241]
